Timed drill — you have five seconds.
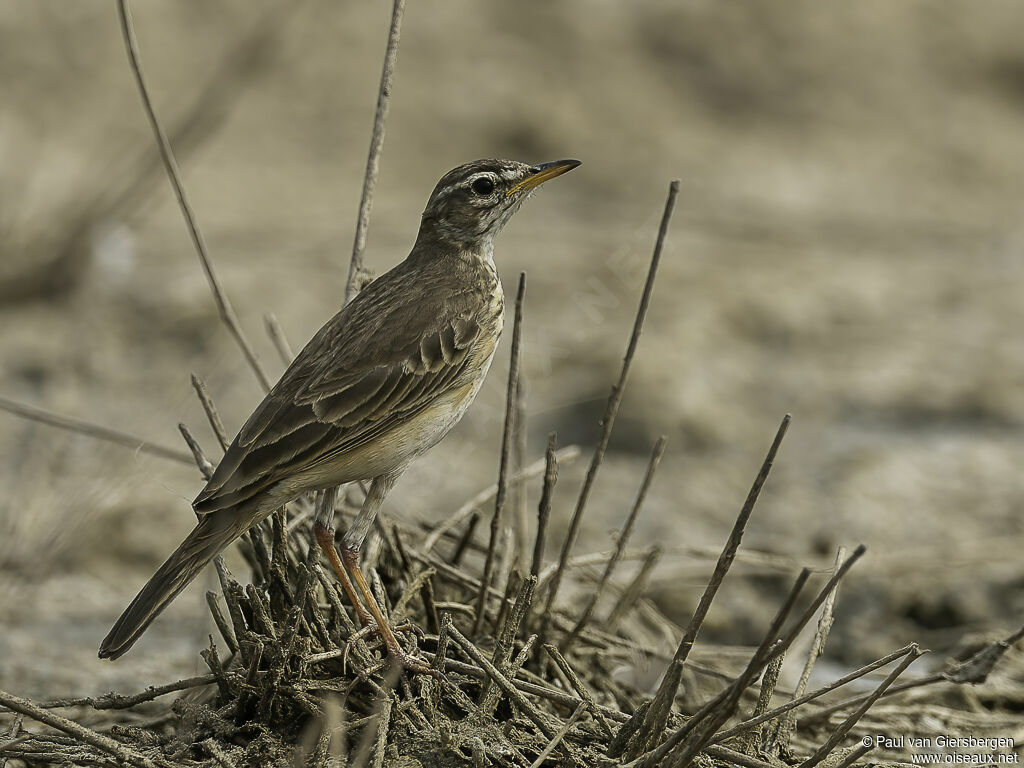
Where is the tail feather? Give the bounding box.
[98,511,249,660]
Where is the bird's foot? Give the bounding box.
[344,619,430,674]
[347,618,423,647]
[383,644,434,675]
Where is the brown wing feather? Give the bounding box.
[194,263,488,515]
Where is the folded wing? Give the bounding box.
[193,271,487,515]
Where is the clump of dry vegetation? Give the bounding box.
[2,2,1023,767]
[1,391,1021,767]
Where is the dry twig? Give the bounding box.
[345,0,406,303]
[0,689,160,768]
[542,180,680,618]
[563,435,667,653]
[116,0,271,391]
[617,414,790,760]
[474,272,526,635]
[0,394,192,464]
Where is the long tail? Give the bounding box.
[98,510,251,660]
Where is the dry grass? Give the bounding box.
[1,396,1020,766]
[1,3,1023,767]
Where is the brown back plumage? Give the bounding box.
[193,259,498,515]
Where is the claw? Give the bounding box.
[343,619,429,675]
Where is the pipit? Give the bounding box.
[99,158,580,670]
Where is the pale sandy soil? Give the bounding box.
[1,1,1023,710]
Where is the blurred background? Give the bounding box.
[1,1,1023,699]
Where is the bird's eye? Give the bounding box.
[471,177,495,196]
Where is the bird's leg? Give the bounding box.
[319,475,429,673]
[313,496,375,628]
[339,543,429,672]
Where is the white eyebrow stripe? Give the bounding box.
[434,164,525,197]
[465,171,503,188]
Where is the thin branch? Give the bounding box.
[537,548,659,587]
[345,0,406,303]
[448,626,558,741]
[604,545,661,633]
[620,414,790,759]
[264,312,295,365]
[190,373,230,452]
[529,703,586,768]
[474,272,526,635]
[0,394,192,464]
[542,179,679,616]
[711,643,918,744]
[705,744,794,768]
[764,546,846,752]
[831,742,875,768]
[637,568,812,768]
[0,689,159,768]
[178,423,214,480]
[530,432,559,581]
[543,644,613,738]
[39,675,217,711]
[450,511,480,566]
[684,543,867,743]
[746,653,784,749]
[513,375,530,573]
[634,546,869,763]
[794,625,1023,728]
[423,443,580,554]
[797,647,924,768]
[673,570,812,768]
[563,435,667,653]
[797,673,942,727]
[771,545,866,664]
[481,575,537,713]
[671,415,791,667]
[374,646,632,724]
[944,622,1024,684]
[205,591,238,655]
[116,0,271,391]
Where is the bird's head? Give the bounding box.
[416,158,580,254]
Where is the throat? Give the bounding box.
[457,243,496,271]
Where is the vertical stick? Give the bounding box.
[116,0,271,392]
[603,545,661,633]
[764,546,847,754]
[542,180,679,615]
[345,0,406,303]
[562,435,667,653]
[474,273,526,635]
[190,373,230,452]
[530,433,558,581]
[619,415,791,759]
[513,376,529,572]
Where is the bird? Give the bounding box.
[99,157,580,669]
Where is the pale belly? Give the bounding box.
[272,343,498,499]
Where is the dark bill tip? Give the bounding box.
[508,159,581,196]
[529,159,582,174]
